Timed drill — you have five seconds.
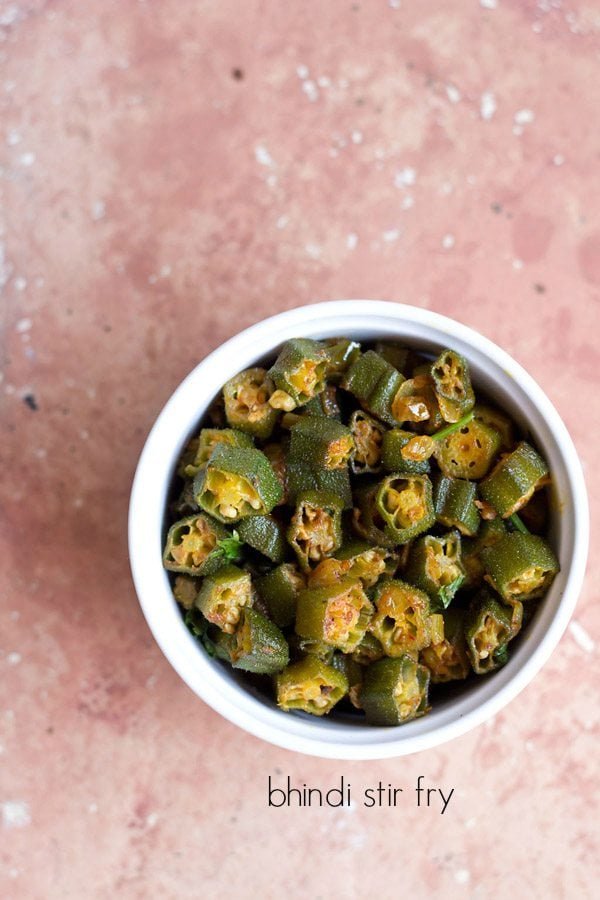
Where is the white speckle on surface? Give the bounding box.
[445,84,461,103]
[465,817,477,829]
[394,166,416,187]
[512,258,524,269]
[275,214,289,229]
[480,92,497,120]
[389,0,401,9]
[514,108,535,125]
[148,274,157,284]
[317,76,331,88]
[455,869,471,885]
[480,0,497,8]
[1,801,31,829]
[16,317,31,332]
[513,125,524,136]
[74,497,83,508]
[553,153,565,166]
[14,276,27,291]
[305,243,321,259]
[466,174,477,185]
[6,653,21,665]
[302,80,319,102]
[5,383,16,395]
[382,229,400,243]
[146,812,159,828]
[10,611,20,621]
[159,264,172,278]
[351,129,363,144]
[440,181,454,195]
[442,233,455,249]
[35,448,47,459]
[6,128,20,145]
[266,173,277,187]
[400,194,415,210]
[88,803,98,814]
[532,20,543,32]
[525,739,535,752]
[80,429,90,440]
[19,151,35,167]
[0,5,19,26]
[0,241,13,290]
[346,232,358,250]
[569,620,595,654]
[9,868,19,879]
[254,145,274,167]
[91,199,106,220]
[296,64,309,79]
[146,674,158,688]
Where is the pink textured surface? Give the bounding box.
[1,1,598,897]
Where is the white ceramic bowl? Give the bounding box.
[128,301,589,759]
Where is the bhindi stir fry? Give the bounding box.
[164,338,559,726]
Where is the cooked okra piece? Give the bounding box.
[461,516,507,588]
[369,580,432,657]
[193,444,282,523]
[391,374,441,429]
[287,490,343,571]
[405,531,465,611]
[289,416,354,470]
[373,341,412,374]
[237,515,286,563]
[331,652,364,708]
[481,532,559,602]
[361,655,430,726]
[308,542,396,589]
[172,574,201,609]
[430,349,475,423]
[349,410,386,474]
[352,483,398,549]
[434,417,501,480]
[433,474,480,536]
[222,368,279,439]
[195,564,253,633]
[381,428,431,475]
[473,404,514,451]
[180,428,254,479]
[420,608,470,683]
[286,458,353,509]
[295,578,374,652]
[229,608,289,674]
[255,563,305,628]
[464,590,513,674]
[479,441,549,517]
[268,339,328,410]
[163,513,229,575]
[321,338,361,380]
[262,442,288,506]
[304,384,342,419]
[276,656,348,715]
[342,350,404,426]
[184,608,235,661]
[351,631,385,665]
[374,474,435,544]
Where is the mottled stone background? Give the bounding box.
[1,1,598,897]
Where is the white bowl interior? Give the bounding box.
[129,301,588,758]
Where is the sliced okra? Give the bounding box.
[287,490,343,571]
[230,608,289,674]
[433,474,480,536]
[295,578,374,653]
[479,441,549,517]
[381,428,431,476]
[180,427,254,479]
[276,656,348,715]
[195,564,253,633]
[405,531,465,611]
[481,532,559,602]
[419,608,470,683]
[255,562,305,628]
[349,410,386,474]
[464,589,513,674]
[163,513,229,576]
[268,338,328,410]
[369,580,432,657]
[193,444,282,523]
[223,368,279,439]
[435,418,502,480]
[342,350,405,425]
[237,515,287,564]
[430,349,475,423]
[289,415,354,470]
[361,655,431,726]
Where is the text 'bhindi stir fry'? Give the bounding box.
[164,338,559,726]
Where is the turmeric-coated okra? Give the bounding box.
[295,578,374,653]
[479,441,549,517]
[481,532,559,602]
[276,656,348,715]
[405,531,465,611]
[223,368,280,439]
[229,608,289,674]
[361,655,431,726]
[164,336,559,726]
[193,444,282,522]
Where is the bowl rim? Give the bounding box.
[128,300,589,759]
